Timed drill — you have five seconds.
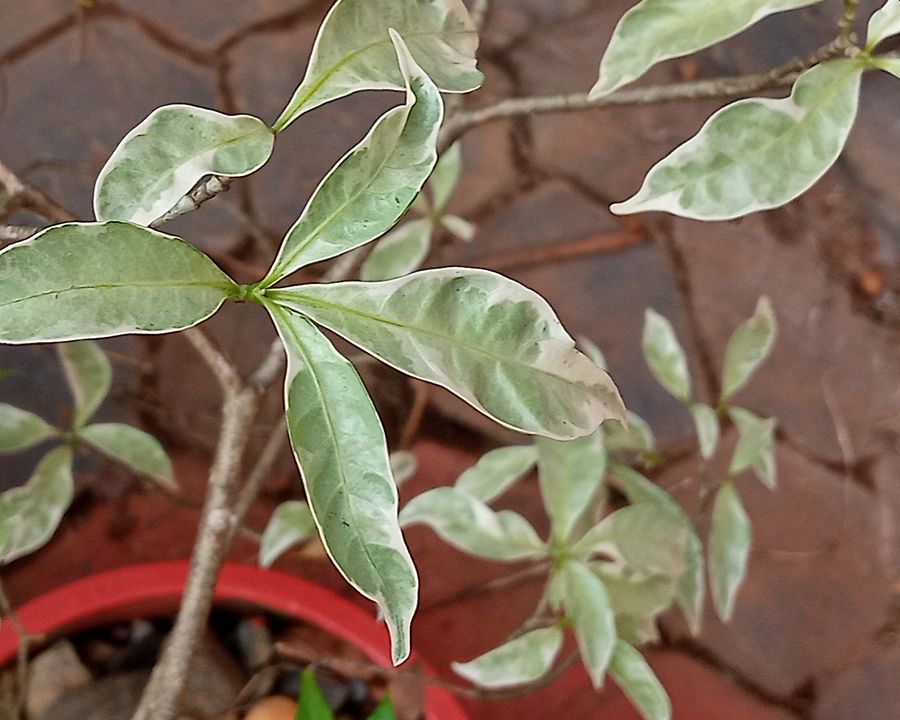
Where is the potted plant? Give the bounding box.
[1,0,898,719]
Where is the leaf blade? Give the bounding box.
[58,341,112,428]
[267,32,443,281]
[867,0,900,49]
[729,407,777,489]
[0,222,237,344]
[612,60,864,220]
[592,0,819,97]
[271,306,417,664]
[690,403,720,460]
[259,500,318,568]
[274,0,482,129]
[609,641,671,720]
[642,309,691,403]
[709,481,752,621]
[270,268,625,440]
[82,423,175,490]
[94,105,274,226]
[721,297,776,401]
[455,445,538,504]
[359,219,433,282]
[560,560,617,688]
[451,627,563,689]
[0,404,56,453]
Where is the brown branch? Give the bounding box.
[150,175,234,228]
[0,158,74,223]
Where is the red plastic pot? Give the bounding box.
[0,561,468,720]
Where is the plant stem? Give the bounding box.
[839,0,859,45]
[0,158,74,224]
[0,579,30,720]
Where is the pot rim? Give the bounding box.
[0,561,468,720]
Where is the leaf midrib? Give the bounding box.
[0,280,234,309]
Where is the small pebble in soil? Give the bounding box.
[243,695,298,720]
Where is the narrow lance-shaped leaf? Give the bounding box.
[82,423,175,491]
[260,500,317,568]
[721,297,776,401]
[642,309,691,403]
[452,627,563,689]
[609,641,671,720]
[877,57,900,80]
[690,403,720,460]
[265,32,443,283]
[729,407,777,489]
[591,0,819,98]
[536,431,606,542]
[360,219,433,282]
[368,695,399,720]
[297,669,334,720]
[430,142,463,212]
[455,445,538,504]
[605,412,656,454]
[273,0,482,130]
[270,268,625,440]
[612,59,864,220]
[0,222,238,345]
[867,0,900,50]
[0,447,73,564]
[0,404,56,453]
[399,487,545,561]
[389,450,417,488]
[94,105,274,226]
[560,560,617,688]
[709,481,751,621]
[270,306,417,664]
[58,341,112,428]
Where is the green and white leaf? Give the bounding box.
[0,222,237,345]
[578,336,607,369]
[721,297,776,401]
[642,309,691,403]
[559,560,617,688]
[400,486,545,561]
[271,268,625,440]
[94,105,274,226]
[455,444,538,504]
[430,142,463,212]
[729,407,777,489]
[591,0,819,98]
[271,306,417,664]
[605,412,656,454]
[867,0,900,49]
[0,447,73,564]
[390,450,418,488]
[58,341,112,428]
[536,431,606,542]
[609,641,671,720]
[259,500,317,568]
[81,423,175,491]
[451,627,563,689]
[266,33,443,282]
[612,60,864,220]
[876,57,900,80]
[274,0,482,129]
[709,481,751,621]
[594,568,677,621]
[690,403,720,459]
[575,504,688,576]
[360,219,433,282]
[0,404,56,453]
[610,464,674,507]
[440,214,476,242]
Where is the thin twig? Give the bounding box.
[150,175,233,229]
[183,328,242,395]
[0,578,30,720]
[0,158,74,224]
[839,0,860,45]
[439,39,850,150]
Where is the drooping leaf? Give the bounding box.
[297,668,335,720]
[877,57,900,80]
[605,412,656,454]
[270,306,417,664]
[94,105,274,226]
[708,481,751,621]
[0,222,237,344]
[0,447,73,564]
[560,560,617,688]
[399,487,545,561]
[591,0,819,98]
[0,404,56,453]
[259,501,317,568]
[612,60,864,220]
[451,627,563,689]
[642,309,691,403]
[430,142,463,212]
[729,407,777,489]
[721,297,776,401]
[609,465,705,633]
[58,341,112,428]
[81,423,175,490]
[573,504,688,576]
[389,450,418,488]
[609,641,671,720]
[266,33,443,282]
[536,431,606,542]
[690,403,720,460]
[270,269,625,440]
[455,445,538,504]
[867,0,900,50]
[360,219,433,282]
[273,0,482,130]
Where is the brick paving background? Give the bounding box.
[1,1,899,718]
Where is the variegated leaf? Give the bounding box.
[709,481,751,621]
[360,219,433,282]
[0,404,56,453]
[455,445,538,504]
[609,641,671,720]
[81,423,175,490]
[452,627,563,688]
[867,0,900,49]
[259,500,317,568]
[721,297,776,401]
[58,341,112,428]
